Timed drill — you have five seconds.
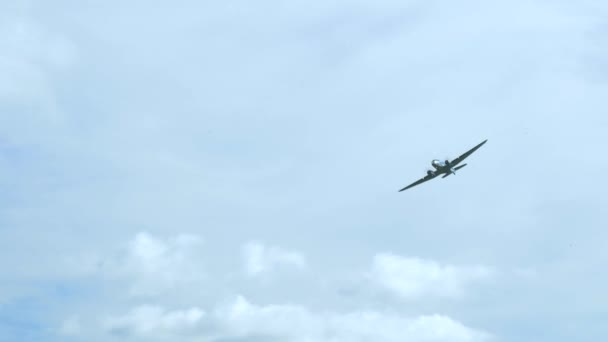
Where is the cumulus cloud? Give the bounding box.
[63,234,493,341]
[105,231,205,297]
[215,295,489,342]
[243,241,306,276]
[103,305,205,337]
[371,254,493,300]
[88,294,489,341]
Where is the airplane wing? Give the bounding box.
[398,172,439,192]
[448,139,487,167]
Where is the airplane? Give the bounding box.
[398,139,488,192]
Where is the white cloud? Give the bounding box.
[128,232,201,272]
[106,231,205,297]
[371,254,493,300]
[103,305,205,337]
[58,234,497,341]
[216,295,489,342]
[91,294,489,341]
[243,241,306,276]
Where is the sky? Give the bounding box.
[1,0,607,341]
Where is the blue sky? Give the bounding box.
[1,1,607,341]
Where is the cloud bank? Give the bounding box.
[2,1,608,341]
[372,254,493,299]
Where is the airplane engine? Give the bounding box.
[444,160,450,165]
[427,170,434,176]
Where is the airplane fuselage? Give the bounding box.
[431,159,455,175]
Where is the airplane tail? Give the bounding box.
[443,164,467,178]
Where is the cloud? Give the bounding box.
[86,294,489,341]
[57,233,492,341]
[104,231,205,297]
[215,295,489,342]
[371,254,493,300]
[103,305,205,337]
[242,241,306,276]
[3,1,608,341]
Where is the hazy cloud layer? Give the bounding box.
[1,0,608,341]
